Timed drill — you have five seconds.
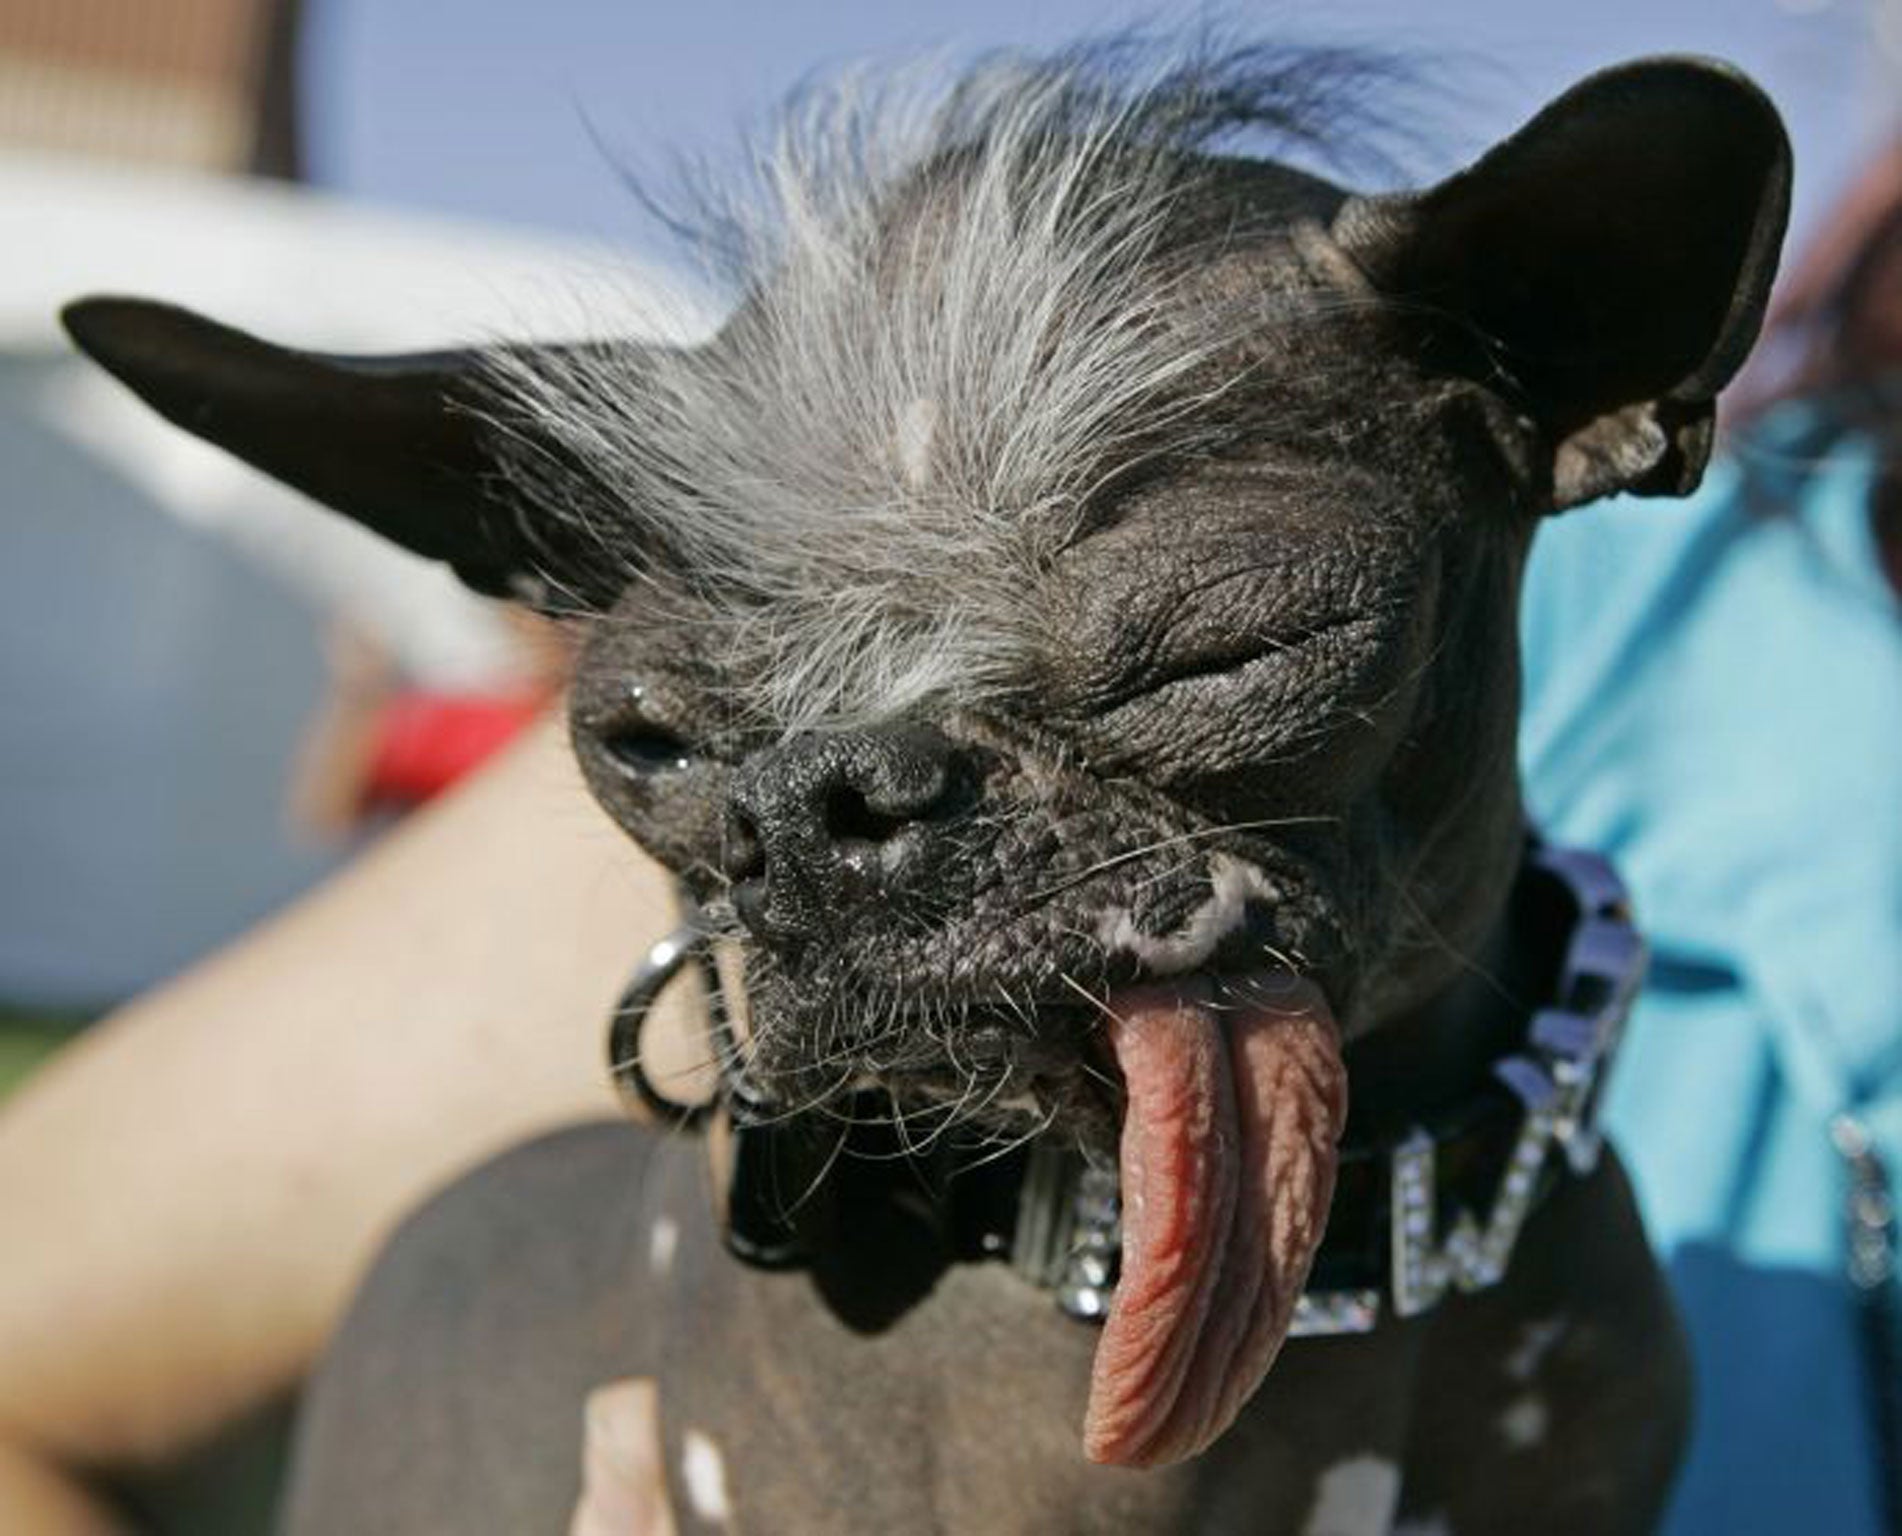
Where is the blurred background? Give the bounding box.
[0,0,1892,1077]
[0,4,1893,1531]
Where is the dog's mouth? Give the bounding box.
[726,855,1351,1467]
[753,966,1347,1469]
[1085,971,1345,1468]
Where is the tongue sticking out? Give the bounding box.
[1083,976,1346,1468]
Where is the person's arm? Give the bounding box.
[0,713,696,1530]
[0,1441,121,1536]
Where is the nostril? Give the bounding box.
[823,784,913,845]
[723,731,967,941]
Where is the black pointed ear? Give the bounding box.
[61,296,630,610]
[1334,58,1791,509]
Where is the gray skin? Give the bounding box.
[276,1126,1684,1535]
[63,53,1789,1536]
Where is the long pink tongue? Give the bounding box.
[1083,978,1346,1468]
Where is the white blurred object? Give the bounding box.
[6,148,714,687]
[0,147,712,349]
[0,153,709,1004]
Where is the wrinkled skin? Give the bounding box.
[66,51,1789,1536]
[568,263,1533,1080]
[575,160,1532,1022]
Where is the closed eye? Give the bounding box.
[1132,607,1381,699]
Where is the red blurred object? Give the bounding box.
[361,692,544,811]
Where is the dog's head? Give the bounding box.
[67,46,1786,1467]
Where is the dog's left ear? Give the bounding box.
[1334,57,1791,509]
[61,296,637,611]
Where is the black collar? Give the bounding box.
[608,841,1644,1336]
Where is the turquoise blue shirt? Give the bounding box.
[1521,408,1902,1535]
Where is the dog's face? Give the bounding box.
[564,244,1528,1133]
[553,53,1787,1141]
[66,48,1786,1471]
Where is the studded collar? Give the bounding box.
[608,841,1645,1337]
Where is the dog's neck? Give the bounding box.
[1340,839,1556,1148]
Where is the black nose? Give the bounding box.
[725,725,962,945]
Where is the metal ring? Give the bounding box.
[607,921,715,1129]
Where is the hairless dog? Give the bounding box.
[66,40,1789,1534]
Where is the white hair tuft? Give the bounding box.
[489,38,1409,731]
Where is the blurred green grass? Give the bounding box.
[0,1010,89,1101]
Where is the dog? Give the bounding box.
[66,41,1790,1534]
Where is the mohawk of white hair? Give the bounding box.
[489,38,1407,732]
